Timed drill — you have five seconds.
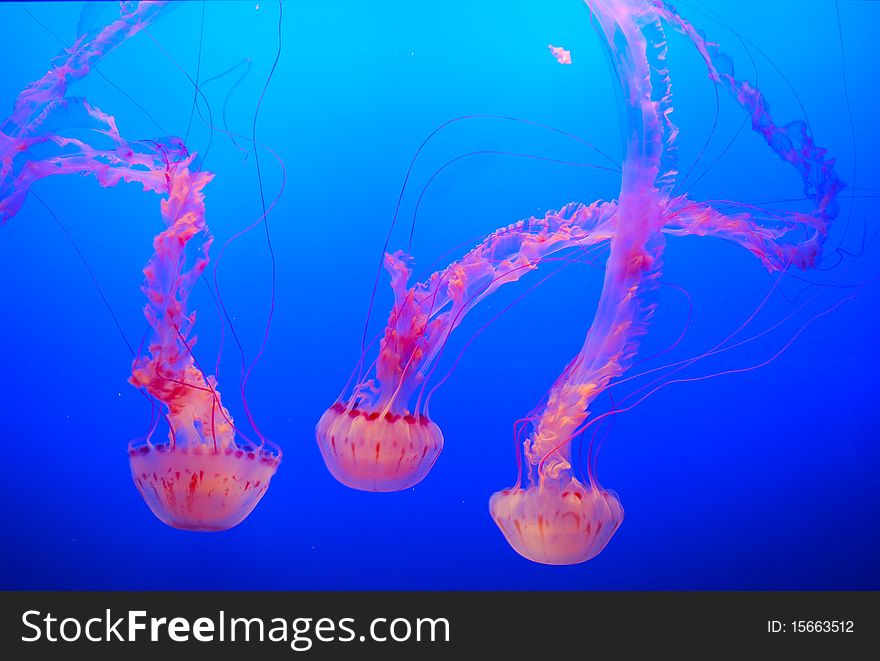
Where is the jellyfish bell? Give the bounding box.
[127,366,282,531]
[315,402,443,492]
[129,442,280,532]
[490,477,623,565]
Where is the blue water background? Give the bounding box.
[0,0,877,589]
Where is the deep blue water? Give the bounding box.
[0,0,877,590]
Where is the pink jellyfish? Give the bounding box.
[316,201,619,492]
[0,2,281,531]
[490,0,841,564]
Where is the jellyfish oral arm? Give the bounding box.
[1,114,230,450]
[654,1,843,233]
[524,1,673,485]
[368,201,618,415]
[2,2,167,139]
[2,97,239,453]
[127,160,238,454]
[663,197,825,272]
[0,102,174,222]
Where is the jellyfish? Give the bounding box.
[316,201,619,492]
[0,1,281,531]
[490,0,841,565]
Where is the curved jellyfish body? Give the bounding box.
[489,0,672,563]
[321,200,618,491]
[489,0,841,564]
[0,2,280,530]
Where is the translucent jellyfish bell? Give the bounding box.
[129,443,280,531]
[315,403,443,492]
[489,477,623,565]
